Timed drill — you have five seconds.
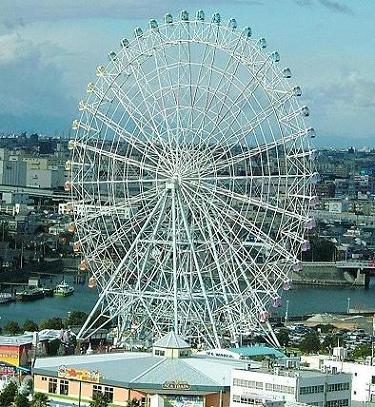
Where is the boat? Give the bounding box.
[54,280,74,297]
[41,287,55,297]
[0,293,15,304]
[15,288,45,302]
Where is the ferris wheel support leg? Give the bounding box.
[77,190,167,340]
[264,320,280,348]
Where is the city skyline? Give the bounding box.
[0,0,374,148]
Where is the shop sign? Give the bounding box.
[0,364,17,376]
[0,345,20,367]
[58,365,101,383]
[162,380,191,390]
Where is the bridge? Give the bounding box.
[301,260,375,288]
[0,185,69,200]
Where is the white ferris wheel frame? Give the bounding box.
[67,10,317,348]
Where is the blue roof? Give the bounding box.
[228,345,285,359]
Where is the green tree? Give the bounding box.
[3,320,22,335]
[45,339,61,356]
[302,236,336,262]
[321,334,344,352]
[23,320,39,332]
[127,399,141,407]
[39,317,64,330]
[299,332,321,354]
[31,392,50,407]
[14,393,31,407]
[64,310,88,328]
[276,329,290,347]
[352,344,372,360]
[89,393,109,407]
[0,382,17,406]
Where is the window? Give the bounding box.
[41,377,47,382]
[327,383,350,392]
[104,386,113,402]
[372,376,375,385]
[48,378,57,394]
[300,385,324,395]
[59,379,69,395]
[326,399,349,407]
[155,349,165,356]
[93,385,103,398]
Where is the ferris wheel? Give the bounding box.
[66,10,317,348]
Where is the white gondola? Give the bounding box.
[88,277,97,289]
[108,51,116,61]
[293,86,302,96]
[243,26,252,38]
[283,67,292,78]
[121,38,129,48]
[165,13,173,24]
[64,181,72,192]
[180,10,189,21]
[66,223,75,233]
[71,120,79,130]
[87,82,95,93]
[271,51,280,63]
[293,261,303,273]
[134,27,143,38]
[73,242,82,253]
[65,160,72,171]
[212,12,221,24]
[259,311,270,323]
[283,280,292,291]
[272,296,282,308]
[301,106,310,117]
[149,19,158,30]
[96,65,106,76]
[301,240,311,252]
[257,38,267,48]
[196,10,205,21]
[305,218,316,230]
[228,18,237,30]
[79,259,89,272]
[306,127,316,138]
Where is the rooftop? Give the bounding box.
[153,332,190,349]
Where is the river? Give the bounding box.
[0,275,374,326]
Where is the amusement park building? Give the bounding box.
[33,332,258,407]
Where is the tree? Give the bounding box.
[89,393,109,407]
[0,382,17,406]
[39,317,64,330]
[276,329,290,347]
[23,319,39,332]
[45,339,61,356]
[3,320,22,335]
[14,393,31,407]
[31,392,50,407]
[352,344,372,360]
[299,332,321,354]
[302,236,336,262]
[64,310,88,328]
[128,399,141,407]
[321,334,344,352]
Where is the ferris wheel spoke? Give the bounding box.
[97,72,173,163]
[185,182,294,262]
[175,188,221,346]
[180,185,276,301]
[199,129,308,180]
[82,104,164,170]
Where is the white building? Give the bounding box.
[231,366,351,407]
[323,359,375,404]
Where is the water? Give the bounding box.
[0,275,97,325]
[0,275,374,326]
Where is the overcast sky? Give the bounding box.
[0,0,374,147]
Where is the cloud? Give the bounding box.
[294,0,354,15]
[0,33,75,132]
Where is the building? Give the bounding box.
[231,364,351,407]
[33,332,257,407]
[323,359,375,404]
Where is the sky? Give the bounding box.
[0,0,374,148]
